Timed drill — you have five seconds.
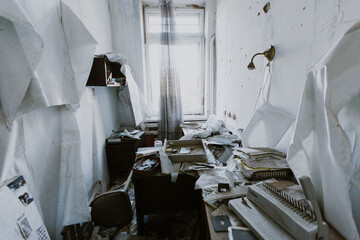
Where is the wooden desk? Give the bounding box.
[203,198,345,240]
[202,204,228,240]
[133,171,204,235]
[202,201,247,240]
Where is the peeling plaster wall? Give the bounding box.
[215,0,360,128]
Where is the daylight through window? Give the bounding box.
[144,7,205,116]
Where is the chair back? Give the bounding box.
[90,190,133,227]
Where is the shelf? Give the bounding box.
[86,56,126,87]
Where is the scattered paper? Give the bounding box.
[7,176,33,207]
[159,149,174,174]
[17,214,32,239]
[179,147,191,154]
[0,175,51,239]
[35,225,50,240]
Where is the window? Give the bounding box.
[144,6,205,116]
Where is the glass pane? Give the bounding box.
[147,15,162,33]
[176,14,201,33]
[147,12,201,34]
[146,42,203,115]
[147,44,161,113]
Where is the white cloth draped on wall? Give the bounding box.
[0,0,45,124]
[158,0,183,140]
[0,0,98,238]
[288,22,360,240]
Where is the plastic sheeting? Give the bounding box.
[288,23,360,239]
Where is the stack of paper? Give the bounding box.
[235,147,286,159]
[234,147,291,180]
[107,129,142,143]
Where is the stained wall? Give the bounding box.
[216,0,360,128]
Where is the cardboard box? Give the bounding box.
[164,139,208,163]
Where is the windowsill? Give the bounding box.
[145,114,208,123]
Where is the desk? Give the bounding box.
[203,197,345,240]
[133,148,345,239]
[133,171,204,235]
[202,201,247,240]
[202,203,230,240]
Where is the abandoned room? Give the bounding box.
[1,0,360,239]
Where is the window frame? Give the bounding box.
[143,6,206,117]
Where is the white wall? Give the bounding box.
[215,0,360,128]
[108,0,147,92]
[0,0,119,238]
[204,0,217,115]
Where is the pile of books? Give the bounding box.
[234,147,292,180]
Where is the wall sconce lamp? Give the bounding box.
[247,45,275,70]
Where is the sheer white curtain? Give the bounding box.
[158,0,183,140]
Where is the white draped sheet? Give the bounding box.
[0,0,44,123]
[288,23,360,239]
[0,0,98,238]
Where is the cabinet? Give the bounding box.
[86,56,126,87]
[105,131,146,181]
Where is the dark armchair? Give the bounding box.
[89,171,133,228]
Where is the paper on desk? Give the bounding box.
[159,149,173,174]
[136,148,160,159]
[206,135,238,146]
[179,147,191,154]
[206,148,217,164]
[195,168,229,191]
[180,129,212,140]
[204,186,247,202]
